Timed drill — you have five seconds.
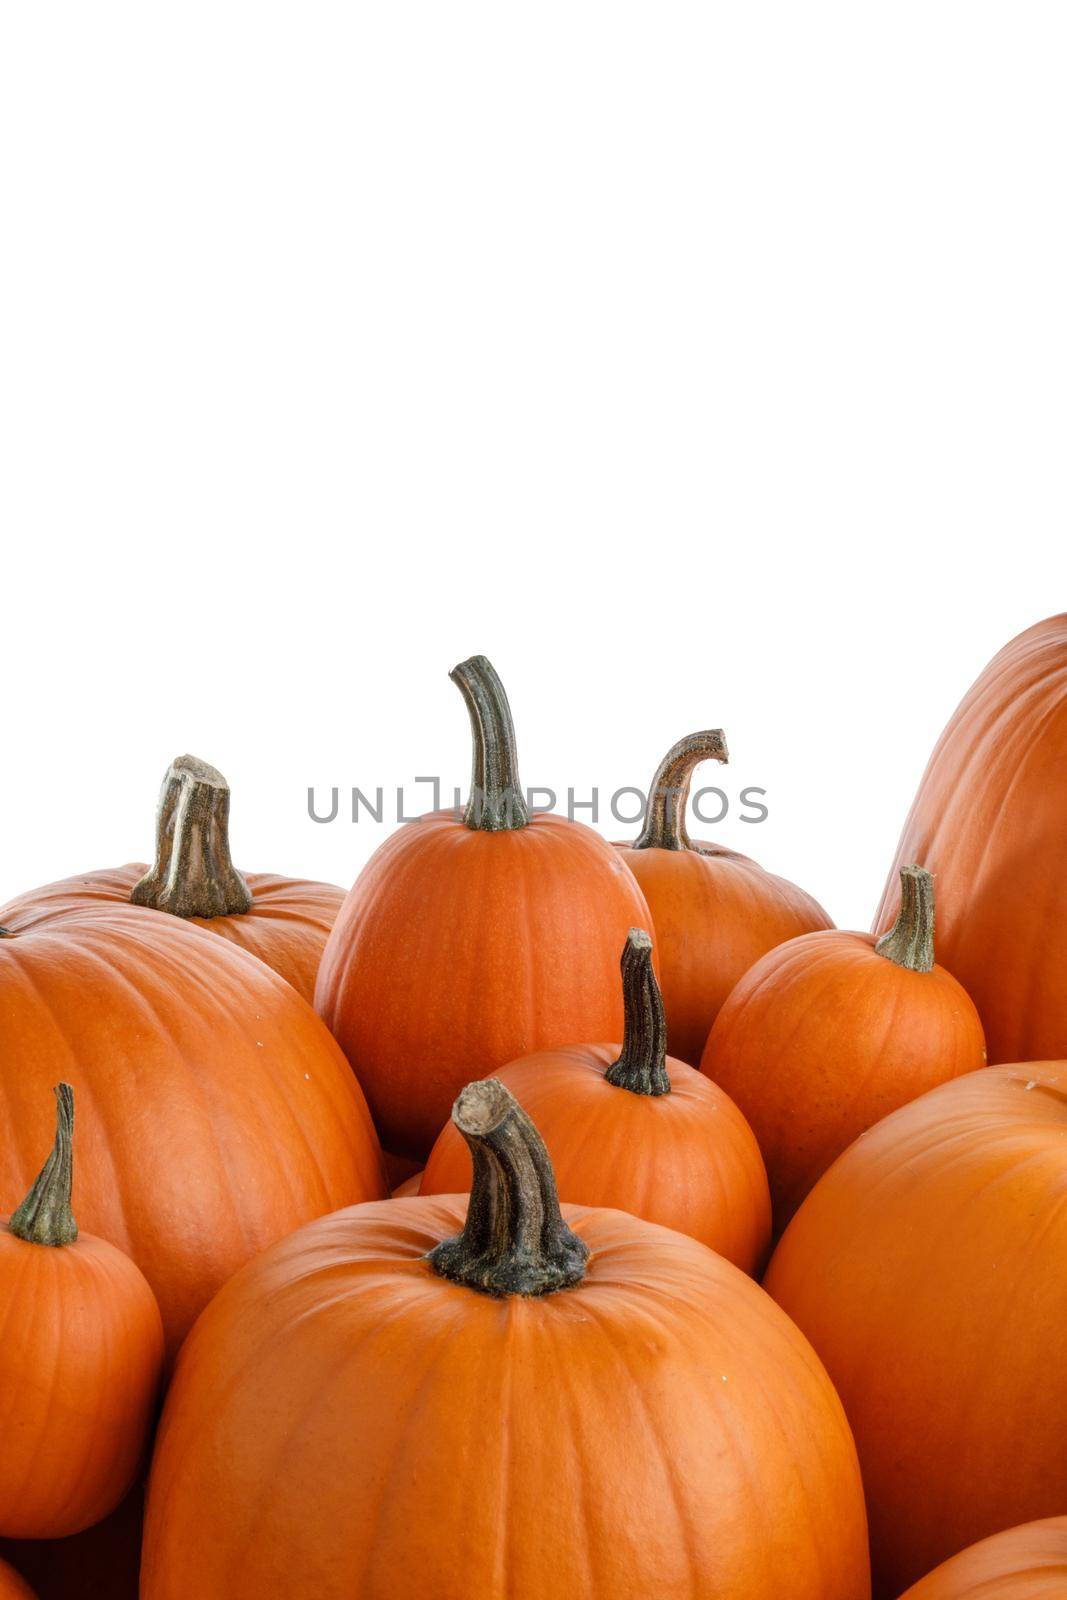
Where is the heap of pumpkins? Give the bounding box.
[0,622,1066,1600]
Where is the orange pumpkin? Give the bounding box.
[421,928,771,1271]
[765,1063,1067,1598]
[0,1485,144,1600]
[615,731,832,1064]
[0,1559,34,1600]
[703,865,986,1228]
[874,614,1067,1063]
[898,1518,1067,1599]
[142,1080,870,1600]
[316,656,654,1159]
[1,756,344,1002]
[0,895,386,1361]
[0,1087,163,1539]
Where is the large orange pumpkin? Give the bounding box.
[703,865,986,1228]
[0,1086,163,1539]
[316,656,654,1159]
[874,614,1067,1063]
[142,1080,870,1600]
[615,730,832,1064]
[421,928,771,1271]
[765,1062,1067,1598]
[898,1517,1067,1599]
[0,755,344,1003]
[0,895,386,1360]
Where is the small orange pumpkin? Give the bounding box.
[142,1081,870,1600]
[765,1062,1067,1597]
[703,865,986,1228]
[421,928,771,1271]
[316,656,654,1159]
[898,1517,1067,1599]
[0,1086,163,1539]
[3,756,344,1002]
[615,731,832,1064]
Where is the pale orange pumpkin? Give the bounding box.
[0,1086,163,1539]
[420,928,771,1271]
[615,731,832,1064]
[898,1517,1067,1599]
[1,756,344,1002]
[142,1081,870,1600]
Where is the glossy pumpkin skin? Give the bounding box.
[0,899,386,1360]
[615,842,832,1065]
[3,864,344,1004]
[874,614,1067,1063]
[0,1218,162,1538]
[316,812,654,1159]
[142,1197,870,1600]
[765,1064,1067,1599]
[421,1045,771,1271]
[701,928,986,1228]
[898,1518,1067,1600]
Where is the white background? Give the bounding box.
[1,5,1063,931]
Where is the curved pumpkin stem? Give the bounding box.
[875,865,935,973]
[131,755,252,919]
[605,929,670,1096]
[429,1079,588,1295]
[450,657,530,832]
[633,729,728,850]
[9,1084,78,1247]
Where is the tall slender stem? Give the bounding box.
[605,929,670,1095]
[875,864,935,972]
[633,729,728,850]
[9,1084,78,1247]
[429,1079,588,1295]
[131,755,253,918]
[450,656,530,831]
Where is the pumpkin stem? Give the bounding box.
[875,864,935,973]
[429,1079,588,1296]
[605,929,670,1096]
[9,1084,78,1247]
[450,657,530,832]
[131,755,253,919]
[633,729,729,850]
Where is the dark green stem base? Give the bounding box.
[605,928,670,1095]
[10,1084,78,1247]
[429,1079,588,1296]
[876,864,935,972]
[634,729,728,850]
[131,755,252,919]
[450,657,530,831]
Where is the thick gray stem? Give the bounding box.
[605,929,670,1095]
[131,755,252,918]
[449,657,530,831]
[634,729,728,850]
[875,864,935,972]
[9,1084,78,1247]
[429,1079,588,1295]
